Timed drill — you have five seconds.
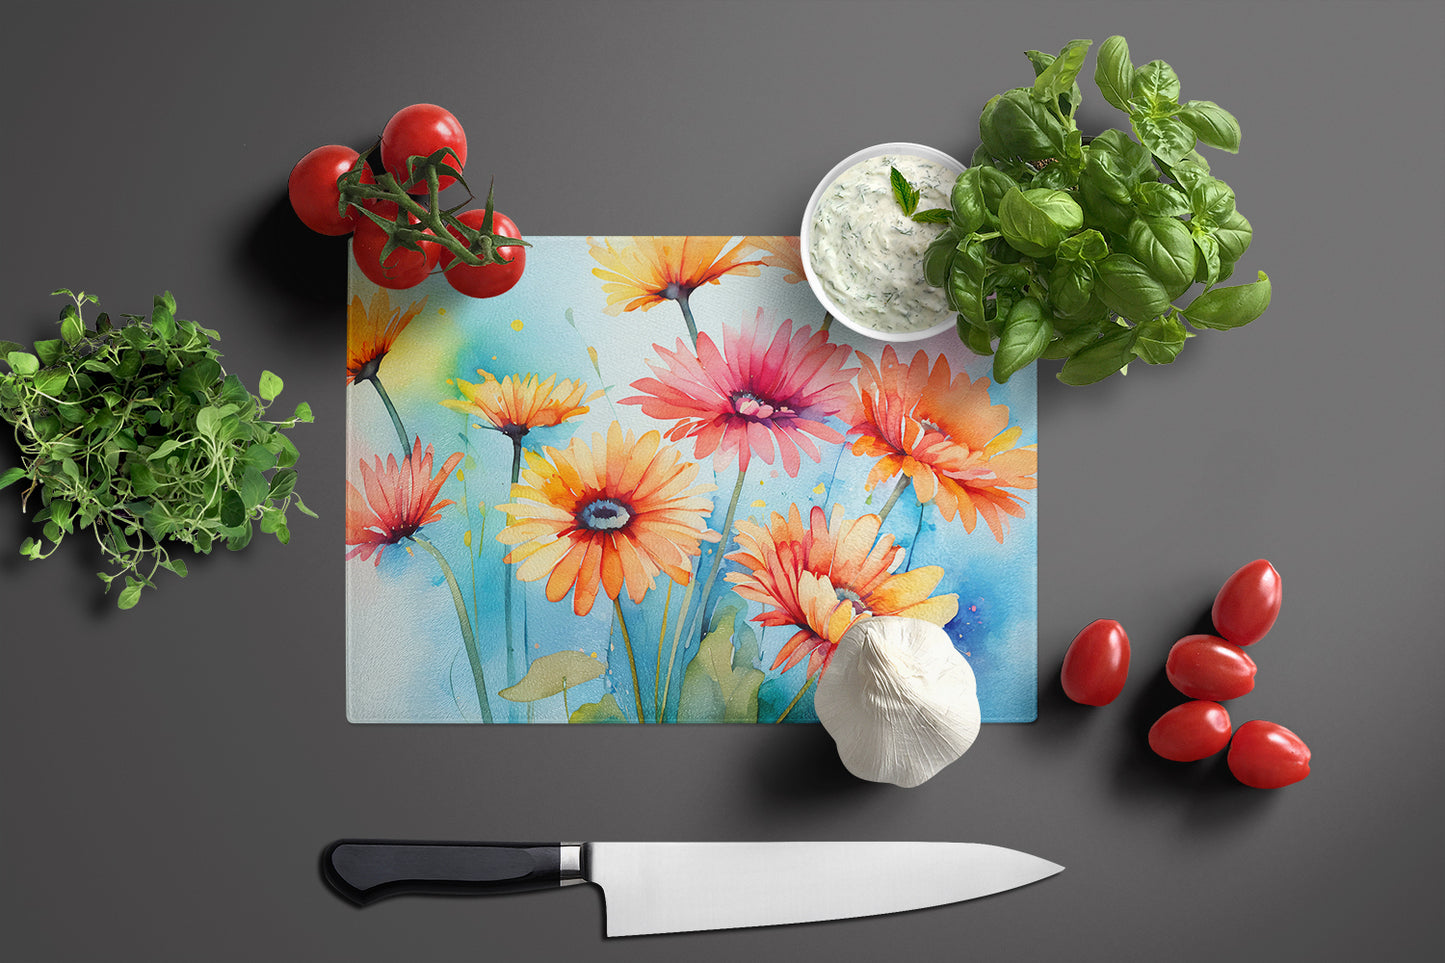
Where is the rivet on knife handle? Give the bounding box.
[321,840,579,905]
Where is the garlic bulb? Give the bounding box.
[815,616,980,788]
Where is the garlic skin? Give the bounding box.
[815,616,981,788]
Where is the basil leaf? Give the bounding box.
[1033,39,1092,108]
[1212,209,1253,263]
[1127,217,1198,299]
[1133,181,1191,217]
[1183,271,1271,329]
[1177,100,1241,153]
[979,88,1069,161]
[1095,254,1173,322]
[1042,318,1105,359]
[1193,232,1222,285]
[950,170,989,234]
[1049,260,1097,318]
[1058,325,1137,385]
[958,315,995,356]
[922,231,959,287]
[995,298,1053,384]
[1185,174,1236,226]
[1000,187,1083,258]
[1095,35,1135,112]
[1133,116,1196,166]
[1132,314,1188,364]
[947,241,990,331]
[1057,228,1109,262]
[975,166,1017,223]
[1131,60,1182,114]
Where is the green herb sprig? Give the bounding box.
[0,290,315,609]
[928,36,1271,385]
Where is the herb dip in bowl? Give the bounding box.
[801,142,965,342]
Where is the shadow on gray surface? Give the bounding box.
[742,723,887,809]
[238,191,350,329]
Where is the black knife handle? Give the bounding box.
[322,840,577,906]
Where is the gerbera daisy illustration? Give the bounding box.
[742,235,806,284]
[441,369,601,444]
[845,346,1037,542]
[345,436,463,566]
[727,503,959,683]
[497,421,719,617]
[497,422,719,723]
[621,310,858,479]
[441,367,604,702]
[588,235,765,344]
[346,290,427,455]
[346,437,492,721]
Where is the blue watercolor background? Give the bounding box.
[345,237,1038,723]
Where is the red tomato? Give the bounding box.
[1060,619,1130,706]
[1165,634,1257,701]
[440,210,527,298]
[381,104,467,194]
[288,145,375,235]
[1148,701,1233,761]
[352,201,440,289]
[1212,559,1282,646]
[1228,720,1311,788]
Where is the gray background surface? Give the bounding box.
[2,1,1441,960]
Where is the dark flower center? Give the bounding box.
[352,354,383,383]
[731,390,793,422]
[577,498,632,532]
[835,585,870,617]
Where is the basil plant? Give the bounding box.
[928,36,1271,385]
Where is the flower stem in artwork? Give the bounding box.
[414,536,494,723]
[365,375,411,457]
[614,597,646,723]
[659,572,697,722]
[690,464,749,644]
[774,674,816,723]
[674,291,700,347]
[876,473,913,526]
[503,435,526,719]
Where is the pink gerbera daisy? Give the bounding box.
[620,309,858,478]
[345,437,464,566]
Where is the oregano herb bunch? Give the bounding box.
[923,36,1272,385]
[0,290,315,609]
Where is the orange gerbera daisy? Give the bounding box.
[726,504,959,679]
[496,422,720,617]
[589,236,765,343]
[346,290,427,384]
[846,346,1037,542]
[345,436,464,566]
[742,235,806,284]
[440,369,602,438]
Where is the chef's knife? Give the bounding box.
[322,839,1062,936]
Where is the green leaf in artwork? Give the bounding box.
[499,650,607,703]
[678,605,765,723]
[569,693,629,724]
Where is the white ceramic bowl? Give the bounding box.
[800,142,966,343]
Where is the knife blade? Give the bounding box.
[321,839,1062,936]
